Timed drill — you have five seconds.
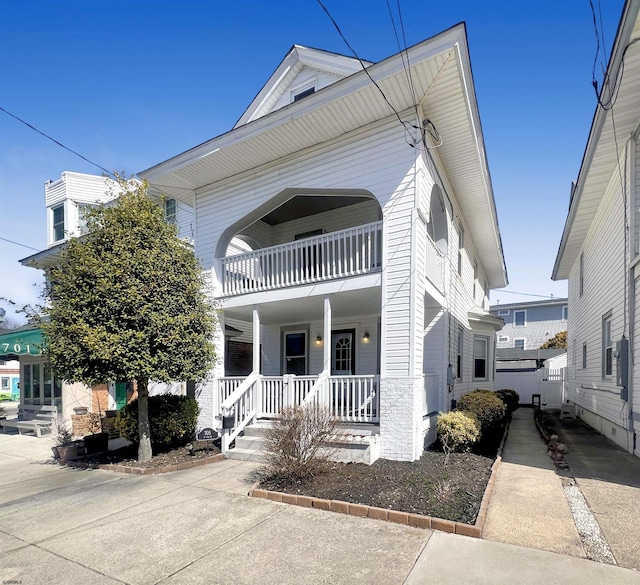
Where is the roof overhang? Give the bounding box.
[468,308,504,331]
[20,241,68,270]
[0,326,45,359]
[139,23,507,287]
[553,0,640,279]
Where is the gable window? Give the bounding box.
[602,312,613,378]
[579,253,584,297]
[562,306,568,321]
[456,327,463,380]
[293,87,315,101]
[473,336,488,380]
[582,342,587,369]
[164,198,177,225]
[514,339,525,350]
[514,310,526,327]
[52,204,65,241]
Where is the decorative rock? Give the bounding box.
[550,434,559,442]
[557,443,567,453]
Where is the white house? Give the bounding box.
[140,25,507,463]
[552,0,640,455]
[490,298,568,350]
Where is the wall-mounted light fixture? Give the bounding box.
[362,330,370,344]
[315,334,323,346]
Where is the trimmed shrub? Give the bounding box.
[457,389,507,435]
[436,410,480,463]
[115,394,199,454]
[263,405,339,481]
[495,389,520,414]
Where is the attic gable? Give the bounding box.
[234,45,370,128]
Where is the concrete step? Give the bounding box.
[224,447,265,463]
[234,434,267,451]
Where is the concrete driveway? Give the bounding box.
[1,432,639,585]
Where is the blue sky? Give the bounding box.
[0,0,624,322]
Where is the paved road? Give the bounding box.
[1,431,638,584]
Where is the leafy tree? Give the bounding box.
[539,330,567,350]
[43,177,217,461]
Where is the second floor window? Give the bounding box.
[53,205,65,241]
[164,198,177,225]
[514,310,526,327]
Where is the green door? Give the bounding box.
[115,382,127,410]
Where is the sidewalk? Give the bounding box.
[482,408,585,557]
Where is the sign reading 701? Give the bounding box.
[1,343,42,355]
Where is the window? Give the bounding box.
[498,335,509,343]
[562,306,568,321]
[1,377,8,390]
[514,339,525,349]
[582,342,587,369]
[579,253,584,297]
[497,309,510,316]
[456,328,463,380]
[473,336,488,380]
[52,204,65,241]
[293,87,315,101]
[602,312,613,378]
[164,198,177,225]
[514,310,526,326]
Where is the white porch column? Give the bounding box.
[252,305,260,373]
[323,296,331,372]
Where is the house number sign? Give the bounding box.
[1,343,41,355]
[197,428,217,441]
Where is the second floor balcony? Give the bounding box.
[220,221,383,297]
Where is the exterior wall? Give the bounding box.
[0,360,20,399]
[564,155,632,451]
[492,300,568,349]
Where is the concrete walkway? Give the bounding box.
[483,408,585,557]
[555,413,640,570]
[1,429,640,583]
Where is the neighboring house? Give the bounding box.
[0,357,20,400]
[552,0,640,455]
[140,25,507,463]
[5,172,190,428]
[490,298,568,350]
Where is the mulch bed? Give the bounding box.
[66,440,221,470]
[260,448,495,525]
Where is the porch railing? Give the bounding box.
[215,373,380,434]
[220,221,382,296]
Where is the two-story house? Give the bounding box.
[2,172,193,425]
[552,0,640,455]
[140,24,507,463]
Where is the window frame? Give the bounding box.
[562,306,568,321]
[456,327,464,380]
[52,204,65,242]
[514,338,525,350]
[473,335,489,381]
[164,198,177,225]
[514,310,527,327]
[582,342,587,369]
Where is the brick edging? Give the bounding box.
[64,452,225,475]
[247,417,512,539]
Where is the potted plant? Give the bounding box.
[83,411,109,454]
[53,421,79,463]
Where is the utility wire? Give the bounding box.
[0,106,113,177]
[493,290,561,299]
[0,236,40,252]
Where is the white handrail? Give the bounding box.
[220,371,259,452]
[220,371,258,412]
[302,370,330,407]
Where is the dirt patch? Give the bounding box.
[67,440,221,470]
[260,448,494,524]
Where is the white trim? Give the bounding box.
[514,309,527,327]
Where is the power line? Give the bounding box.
[0,236,40,252]
[492,289,561,299]
[0,106,113,176]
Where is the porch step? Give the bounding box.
[224,421,381,464]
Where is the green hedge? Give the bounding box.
[495,389,520,414]
[115,394,199,454]
[457,389,507,435]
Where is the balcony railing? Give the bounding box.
[220,221,382,296]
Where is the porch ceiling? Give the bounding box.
[221,284,381,325]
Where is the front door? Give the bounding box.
[331,329,355,375]
[115,382,127,410]
[283,331,307,375]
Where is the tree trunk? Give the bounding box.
[137,377,152,462]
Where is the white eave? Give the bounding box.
[553,0,640,280]
[139,23,507,288]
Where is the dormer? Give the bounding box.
[45,172,114,248]
[234,45,370,128]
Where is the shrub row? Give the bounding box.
[436,388,519,455]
